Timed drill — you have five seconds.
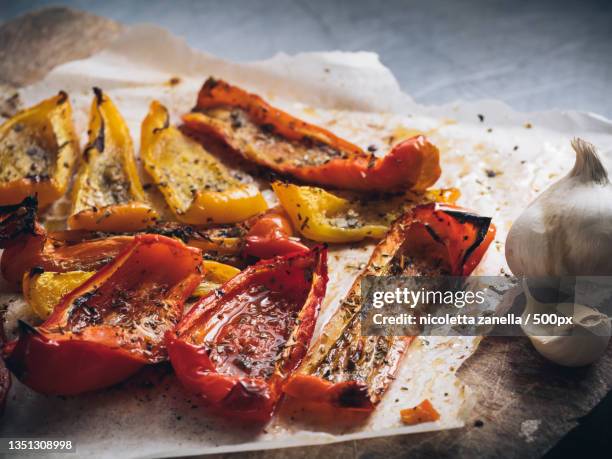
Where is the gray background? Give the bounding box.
[1,0,611,117]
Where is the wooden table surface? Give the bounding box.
[1,7,611,459]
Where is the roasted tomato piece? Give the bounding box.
[0,92,79,209]
[273,181,460,243]
[141,101,267,225]
[182,78,441,192]
[167,247,328,422]
[69,88,157,231]
[283,204,494,411]
[242,207,309,259]
[4,234,203,395]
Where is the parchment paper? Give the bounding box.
[1,25,611,459]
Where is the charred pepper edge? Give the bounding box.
[0,196,39,246]
[440,208,492,267]
[283,204,495,411]
[87,87,106,158]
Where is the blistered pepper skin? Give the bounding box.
[0,92,79,209]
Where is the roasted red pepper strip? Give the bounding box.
[0,199,304,289]
[182,78,441,192]
[167,247,328,422]
[412,203,497,276]
[4,234,203,395]
[283,204,494,411]
[242,207,309,259]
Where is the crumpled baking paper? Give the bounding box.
[1,24,611,459]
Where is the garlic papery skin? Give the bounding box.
[506,138,612,277]
[521,282,611,367]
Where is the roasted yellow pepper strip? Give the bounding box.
[192,260,241,297]
[24,261,240,319]
[0,92,79,209]
[69,88,157,231]
[141,101,267,225]
[23,270,95,319]
[272,181,459,243]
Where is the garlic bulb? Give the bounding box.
[507,139,612,366]
[521,281,611,367]
[506,138,612,277]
